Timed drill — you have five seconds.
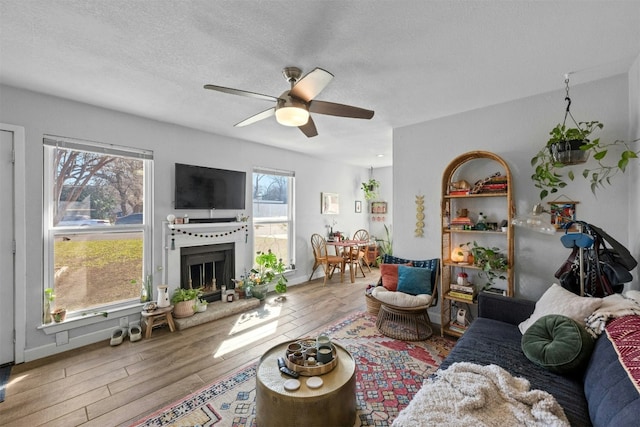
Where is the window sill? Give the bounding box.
[38,302,144,335]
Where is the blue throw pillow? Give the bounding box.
[382,254,439,287]
[397,265,433,295]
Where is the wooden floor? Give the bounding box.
[1,270,383,427]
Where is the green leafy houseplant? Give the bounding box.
[249,250,288,295]
[170,288,201,304]
[459,242,508,286]
[531,121,639,199]
[375,223,393,264]
[361,178,380,201]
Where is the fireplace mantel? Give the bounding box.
[162,221,249,296]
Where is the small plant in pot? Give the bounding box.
[361,178,380,201]
[171,288,201,318]
[51,307,67,323]
[460,242,508,287]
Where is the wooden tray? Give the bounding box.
[284,343,338,376]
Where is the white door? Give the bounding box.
[0,130,15,365]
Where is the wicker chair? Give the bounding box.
[309,234,345,285]
[372,256,440,340]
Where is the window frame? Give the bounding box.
[43,135,154,318]
[252,167,295,269]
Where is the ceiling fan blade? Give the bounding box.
[289,68,334,102]
[309,100,374,119]
[204,84,277,102]
[299,116,318,138]
[234,107,275,127]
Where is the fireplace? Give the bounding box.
[181,243,234,302]
[163,221,249,302]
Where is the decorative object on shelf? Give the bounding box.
[51,308,67,323]
[470,172,507,195]
[415,195,425,237]
[450,246,469,264]
[475,212,488,230]
[43,287,55,324]
[531,74,639,200]
[354,200,362,213]
[456,272,469,286]
[143,301,157,312]
[321,192,339,214]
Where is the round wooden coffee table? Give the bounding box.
[256,340,356,427]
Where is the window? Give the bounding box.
[43,136,153,316]
[252,168,294,268]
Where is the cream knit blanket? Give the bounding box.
[392,362,569,427]
[585,291,640,338]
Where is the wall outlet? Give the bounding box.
[119,317,129,328]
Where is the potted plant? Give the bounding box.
[196,298,208,313]
[361,178,380,201]
[170,288,201,318]
[531,121,639,199]
[51,307,67,323]
[460,242,508,287]
[375,223,393,264]
[248,250,287,301]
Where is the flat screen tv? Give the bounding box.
[174,163,246,210]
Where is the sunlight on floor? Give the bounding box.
[213,304,283,358]
[214,320,279,358]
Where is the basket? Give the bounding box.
[365,293,381,316]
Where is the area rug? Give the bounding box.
[0,364,11,403]
[131,311,456,427]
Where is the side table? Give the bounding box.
[141,305,175,339]
[256,340,356,427]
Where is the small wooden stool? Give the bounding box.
[141,305,175,338]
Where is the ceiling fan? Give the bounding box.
[204,67,374,138]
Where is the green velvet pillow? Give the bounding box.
[521,314,595,375]
[397,265,433,295]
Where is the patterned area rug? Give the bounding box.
[131,311,456,427]
[0,364,11,403]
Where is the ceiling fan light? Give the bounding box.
[276,106,309,127]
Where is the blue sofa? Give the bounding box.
[438,292,640,427]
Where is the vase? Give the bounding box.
[252,283,268,301]
[44,300,53,324]
[157,285,170,308]
[139,282,149,303]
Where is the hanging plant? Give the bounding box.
[530,76,638,200]
[361,178,380,201]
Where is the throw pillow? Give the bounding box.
[380,263,410,291]
[518,284,602,334]
[397,265,433,295]
[521,314,595,375]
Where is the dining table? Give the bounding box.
[326,239,368,283]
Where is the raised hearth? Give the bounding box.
[172,297,260,330]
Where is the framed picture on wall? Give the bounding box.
[355,200,362,213]
[321,192,339,214]
[371,201,387,214]
[548,200,579,231]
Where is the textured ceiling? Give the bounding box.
[1,1,639,167]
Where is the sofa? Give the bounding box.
[434,291,640,427]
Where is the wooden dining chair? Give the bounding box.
[309,234,345,286]
[348,229,370,274]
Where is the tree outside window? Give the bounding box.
[44,137,152,315]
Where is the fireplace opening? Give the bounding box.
[180,243,235,302]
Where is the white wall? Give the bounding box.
[394,74,637,323]
[0,84,372,360]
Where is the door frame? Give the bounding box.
[1,123,26,364]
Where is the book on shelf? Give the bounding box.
[449,189,470,196]
[448,321,468,333]
[450,216,473,225]
[450,283,475,293]
[448,290,476,301]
